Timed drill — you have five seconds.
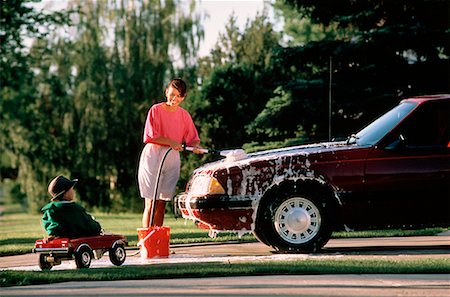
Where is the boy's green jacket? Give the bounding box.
[41,201,101,238]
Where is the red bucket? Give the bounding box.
[137,226,170,259]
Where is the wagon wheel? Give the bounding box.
[74,245,93,269]
[38,254,53,270]
[109,244,126,266]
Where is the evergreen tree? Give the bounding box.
[1,0,74,210]
[250,0,449,142]
[194,12,282,150]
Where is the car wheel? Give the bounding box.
[252,229,270,246]
[38,254,53,270]
[75,245,93,269]
[109,244,126,266]
[258,190,333,253]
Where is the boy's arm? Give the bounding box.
[81,210,102,235]
[90,215,102,234]
[41,210,63,237]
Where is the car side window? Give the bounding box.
[396,101,450,149]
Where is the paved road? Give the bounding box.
[2,274,450,296]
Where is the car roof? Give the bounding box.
[401,94,450,104]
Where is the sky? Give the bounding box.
[35,0,273,58]
[195,0,270,56]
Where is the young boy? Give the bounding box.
[41,175,102,239]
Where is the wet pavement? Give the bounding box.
[1,235,449,296]
[1,235,449,270]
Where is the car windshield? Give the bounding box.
[350,101,417,146]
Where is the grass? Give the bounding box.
[1,200,449,288]
[0,202,448,256]
[0,203,255,256]
[1,258,450,287]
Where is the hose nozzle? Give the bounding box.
[183,145,247,161]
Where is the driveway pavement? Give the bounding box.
[1,235,449,296]
[1,235,449,270]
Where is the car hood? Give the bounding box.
[194,141,363,173]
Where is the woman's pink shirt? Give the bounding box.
[143,103,200,145]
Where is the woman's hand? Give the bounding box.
[192,145,206,154]
[170,141,184,151]
[151,136,183,151]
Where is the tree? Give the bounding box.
[1,0,204,212]
[272,0,343,46]
[193,12,282,150]
[1,0,74,210]
[250,0,449,142]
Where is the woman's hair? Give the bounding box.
[167,78,187,97]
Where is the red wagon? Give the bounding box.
[33,234,127,270]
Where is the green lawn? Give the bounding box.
[0,202,447,256]
[2,258,450,287]
[1,202,449,287]
[0,203,255,256]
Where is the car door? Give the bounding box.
[363,100,450,227]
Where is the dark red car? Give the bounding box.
[176,94,450,253]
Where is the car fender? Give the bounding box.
[111,239,126,249]
[76,243,92,253]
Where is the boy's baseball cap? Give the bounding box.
[48,175,78,201]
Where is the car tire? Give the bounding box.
[109,244,126,266]
[38,254,53,270]
[257,188,333,253]
[75,245,93,269]
[252,229,270,246]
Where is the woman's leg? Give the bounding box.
[153,200,166,226]
[143,198,166,227]
[142,198,152,228]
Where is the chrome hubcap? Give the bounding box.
[82,252,90,264]
[116,248,125,261]
[274,197,321,244]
